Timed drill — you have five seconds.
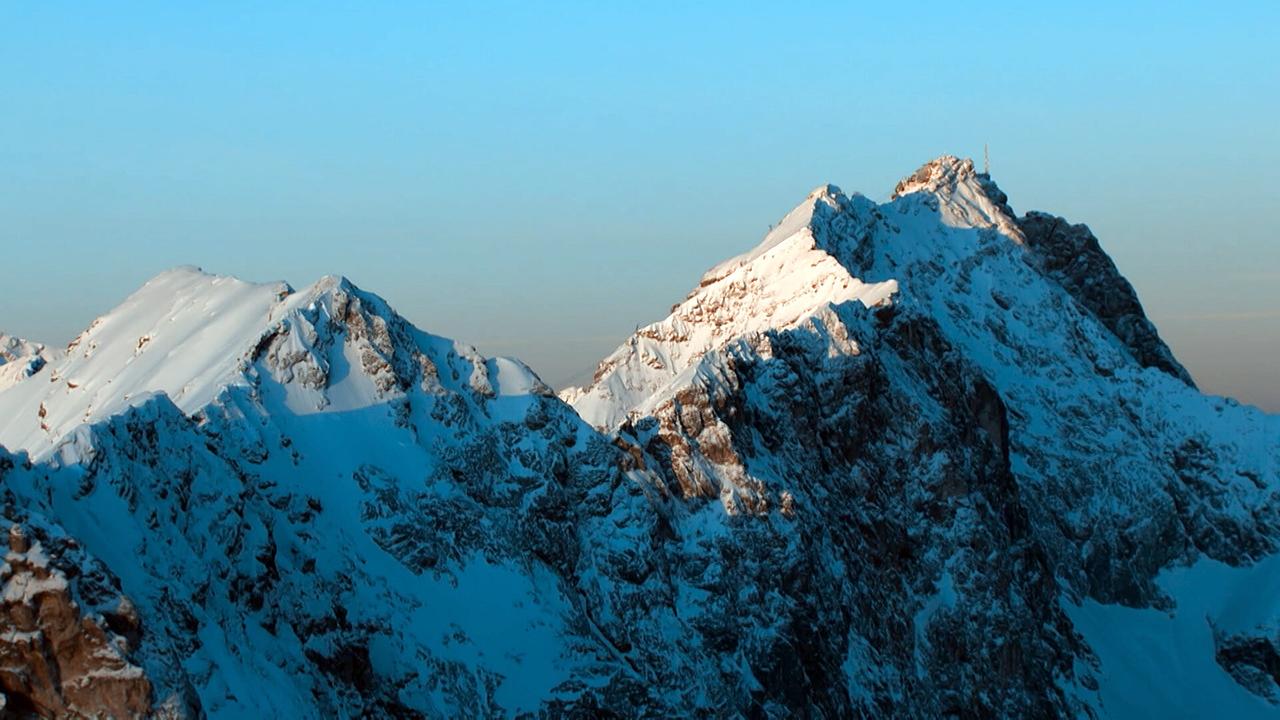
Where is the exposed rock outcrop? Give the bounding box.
[0,522,152,719]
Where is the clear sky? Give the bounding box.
[2,2,1277,410]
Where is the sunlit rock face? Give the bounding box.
[0,518,157,719]
[0,156,1277,717]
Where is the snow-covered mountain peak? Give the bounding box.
[0,266,555,458]
[0,333,47,363]
[564,181,897,428]
[891,154,979,199]
[565,152,1203,434]
[809,182,845,203]
[304,273,356,295]
[0,268,292,456]
[1,333,51,371]
[555,156,1280,717]
[701,182,855,281]
[889,154,1022,239]
[2,157,1279,718]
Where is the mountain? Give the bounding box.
[563,155,1280,715]
[0,267,645,717]
[0,333,58,394]
[1,157,1278,718]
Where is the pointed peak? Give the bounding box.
[808,183,846,204]
[891,155,978,199]
[767,182,852,241]
[307,274,357,295]
[703,183,852,281]
[890,154,1020,234]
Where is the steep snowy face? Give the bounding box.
[0,267,627,717]
[0,268,290,454]
[0,333,58,393]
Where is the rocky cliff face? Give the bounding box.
[0,157,1277,717]
[1016,210,1195,386]
[610,306,1087,716]
[0,508,158,718]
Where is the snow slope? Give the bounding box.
[1066,555,1280,718]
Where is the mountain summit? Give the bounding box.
[0,157,1276,717]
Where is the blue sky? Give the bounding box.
[2,2,1277,409]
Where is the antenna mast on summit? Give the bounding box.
[984,144,990,175]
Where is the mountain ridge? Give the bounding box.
[564,155,1192,429]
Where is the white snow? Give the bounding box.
[0,264,586,717]
[891,155,1023,240]
[0,266,552,461]
[0,268,289,456]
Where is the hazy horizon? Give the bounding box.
[3,2,1277,411]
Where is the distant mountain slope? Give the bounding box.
[1,158,1276,718]
[0,332,58,393]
